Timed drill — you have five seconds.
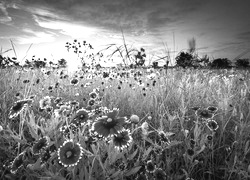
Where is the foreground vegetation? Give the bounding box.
[1,39,250,180]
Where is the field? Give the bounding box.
[1,65,250,180]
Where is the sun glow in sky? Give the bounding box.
[0,0,250,67]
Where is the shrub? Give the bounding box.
[175,51,194,68]
[235,58,250,68]
[209,58,232,68]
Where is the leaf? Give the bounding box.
[128,148,138,161]
[125,166,141,177]
[109,170,121,178]
[142,146,152,160]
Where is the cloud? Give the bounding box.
[0,2,12,23]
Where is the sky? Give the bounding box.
[0,0,250,68]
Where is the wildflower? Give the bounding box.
[112,129,132,150]
[89,91,98,99]
[206,134,213,141]
[70,78,79,85]
[148,116,152,120]
[58,140,83,167]
[9,99,33,119]
[206,119,219,131]
[71,108,89,126]
[146,160,156,173]
[92,108,126,137]
[88,99,95,106]
[39,96,52,110]
[206,106,218,114]
[32,136,49,155]
[196,109,214,119]
[154,168,167,180]
[0,125,3,132]
[130,114,140,124]
[186,148,195,157]
[10,152,25,174]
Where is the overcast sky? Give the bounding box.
[0,0,250,66]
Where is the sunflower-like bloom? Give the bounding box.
[10,152,25,174]
[92,108,127,137]
[206,119,219,131]
[9,99,33,119]
[146,160,156,173]
[89,91,98,99]
[154,168,167,180]
[195,108,214,120]
[58,140,83,167]
[112,129,132,150]
[32,136,49,155]
[71,108,90,126]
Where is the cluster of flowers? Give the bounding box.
[5,89,137,174]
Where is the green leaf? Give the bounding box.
[125,166,141,177]
[128,148,138,161]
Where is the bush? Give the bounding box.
[235,58,250,68]
[175,51,194,68]
[209,58,232,69]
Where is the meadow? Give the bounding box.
[1,44,250,180]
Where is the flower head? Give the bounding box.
[58,140,83,167]
[32,136,49,155]
[195,109,214,119]
[9,99,33,119]
[92,108,126,137]
[206,119,219,131]
[71,108,90,126]
[88,99,96,106]
[89,91,98,99]
[10,152,25,174]
[206,106,218,114]
[146,160,156,173]
[154,168,167,180]
[112,129,132,150]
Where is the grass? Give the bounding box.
[1,42,250,180]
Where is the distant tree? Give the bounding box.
[175,51,194,68]
[58,58,67,68]
[209,58,232,68]
[152,61,159,69]
[235,58,250,68]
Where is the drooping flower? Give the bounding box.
[32,136,49,155]
[112,129,132,150]
[9,99,33,119]
[154,168,167,180]
[58,140,83,167]
[92,108,126,137]
[71,108,90,126]
[186,148,195,157]
[206,119,219,131]
[146,160,156,173]
[10,152,25,174]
